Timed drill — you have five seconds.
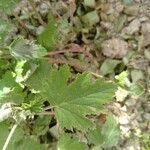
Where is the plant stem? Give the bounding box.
[47,57,85,70]
[28,0,47,27]
[2,124,18,150]
[88,71,103,78]
[47,47,84,56]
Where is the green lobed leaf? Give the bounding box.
[100,59,121,75]
[10,37,47,60]
[58,134,88,150]
[88,115,120,148]
[0,122,46,150]
[26,61,117,131]
[0,71,25,104]
[81,11,100,27]
[38,13,58,50]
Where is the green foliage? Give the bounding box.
[38,13,71,51]
[38,13,58,50]
[100,59,121,75]
[0,1,121,149]
[115,71,145,101]
[0,71,24,104]
[0,0,20,14]
[10,37,47,60]
[26,61,117,131]
[142,134,150,150]
[88,115,120,148]
[0,19,14,48]
[84,0,95,8]
[0,122,46,150]
[58,134,88,150]
[129,83,145,97]
[81,11,100,27]
[32,116,52,136]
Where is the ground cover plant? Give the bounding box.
[0,0,148,150]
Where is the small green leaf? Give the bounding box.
[38,13,58,50]
[84,0,95,8]
[10,37,47,60]
[115,71,131,87]
[88,124,104,146]
[26,61,117,131]
[100,59,121,75]
[0,71,24,104]
[32,116,51,136]
[88,115,120,148]
[129,83,145,97]
[115,87,128,102]
[58,134,88,150]
[115,15,127,32]
[82,11,100,27]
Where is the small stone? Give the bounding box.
[125,99,136,107]
[141,22,150,34]
[144,49,150,61]
[136,115,143,122]
[38,2,49,16]
[120,125,130,135]
[143,113,150,121]
[122,19,141,35]
[120,106,127,112]
[102,38,128,58]
[131,69,144,83]
[124,5,139,16]
[119,114,129,125]
[139,16,149,22]
[115,2,124,13]
[36,26,44,35]
[142,34,150,47]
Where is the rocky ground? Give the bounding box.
[12,0,150,149]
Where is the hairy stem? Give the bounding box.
[47,47,84,56]
[2,124,18,150]
[47,57,85,70]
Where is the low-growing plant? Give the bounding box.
[0,1,144,150]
